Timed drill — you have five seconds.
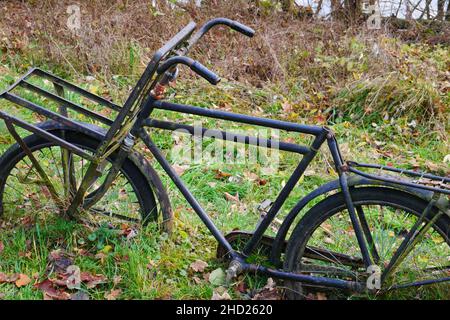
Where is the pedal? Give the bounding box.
[225,259,244,285]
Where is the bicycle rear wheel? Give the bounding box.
[0,130,158,226]
[284,187,450,299]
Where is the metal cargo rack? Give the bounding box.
[347,161,450,196]
[0,21,197,163]
[0,21,197,217]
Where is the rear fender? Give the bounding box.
[270,175,449,266]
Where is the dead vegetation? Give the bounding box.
[0,0,448,132]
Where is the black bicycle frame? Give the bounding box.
[2,17,448,293]
[130,97,371,292]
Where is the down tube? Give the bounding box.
[138,129,238,258]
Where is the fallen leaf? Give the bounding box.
[105,289,122,300]
[209,268,226,286]
[252,278,281,300]
[192,276,202,284]
[0,272,19,284]
[80,272,107,289]
[190,260,208,273]
[172,164,188,176]
[113,275,122,286]
[18,251,32,258]
[35,279,70,300]
[48,249,73,274]
[202,272,210,282]
[224,192,239,203]
[281,101,293,113]
[425,160,439,172]
[40,186,52,200]
[256,178,267,186]
[213,169,232,180]
[235,280,247,294]
[20,215,34,229]
[95,252,107,264]
[101,245,113,254]
[15,274,31,287]
[0,241,4,254]
[126,229,138,240]
[211,290,231,300]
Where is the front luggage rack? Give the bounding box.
[347,161,450,195]
[0,67,127,161]
[0,22,197,164]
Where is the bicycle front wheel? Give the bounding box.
[0,130,158,226]
[284,187,450,300]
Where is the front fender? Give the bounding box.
[269,175,449,266]
[35,121,173,232]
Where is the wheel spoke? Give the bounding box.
[356,205,380,264]
[300,263,360,279]
[4,121,64,210]
[304,245,364,269]
[89,207,140,223]
[0,139,147,227]
[286,189,450,299]
[381,198,441,282]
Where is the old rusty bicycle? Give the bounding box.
[0,18,449,299]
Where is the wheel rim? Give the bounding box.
[1,143,145,226]
[292,200,450,299]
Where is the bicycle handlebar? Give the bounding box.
[186,18,255,52]
[225,20,255,38]
[157,56,221,85]
[156,18,254,87]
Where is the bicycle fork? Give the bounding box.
[65,134,135,219]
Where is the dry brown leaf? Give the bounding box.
[15,274,31,287]
[213,169,232,180]
[48,249,73,274]
[40,186,52,200]
[256,178,268,186]
[425,160,439,172]
[235,280,247,294]
[95,252,107,264]
[0,272,19,284]
[281,101,293,113]
[0,241,4,254]
[105,289,122,300]
[252,278,281,300]
[172,164,188,176]
[211,290,231,300]
[192,276,202,284]
[224,192,239,203]
[80,272,107,289]
[190,260,208,273]
[35,279,70,300]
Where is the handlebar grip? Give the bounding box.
[230,21,255,38]
[190,61,221,85]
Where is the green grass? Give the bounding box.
[0,55,448,300]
